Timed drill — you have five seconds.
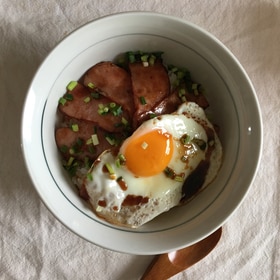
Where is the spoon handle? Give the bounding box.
[141,227,222,280]
[140,254,179,280]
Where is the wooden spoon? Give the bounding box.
[141,227,222,280]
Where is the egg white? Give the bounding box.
[84,102,222,227]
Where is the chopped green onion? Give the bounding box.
[87,173,93,181]
[111,105,122,116]
[71,124,79,132]
[88,82,95,89]
[69,148,75,155]
[59,97,67,106]
[121,117,128,126]
[128,52,136,63]
[177,71,185,79]
[179,88,186,97]
[180,134,191,145]
[91,134,99,146]
[115,159,121,168]
[97,103,106,115]
[67,156,75,166]
[105,163,116,179]
[76,138,83,147]
[149,113,157,119]
[192,138,207,150]
[91,92,100,99]
[64,93,73,101]
[85,158,93,169]
[140,96,147,105]
[59,145,68,153]
[142,61,149,67]
[174,175,184,182]
[115,153,126,168]
[105,163,114,174]
[105,136,116,146]
[84,96,91,103]
[118,154,126,165]
[67,81,78,91]
[192,83,198,90]
[86,138,92,145]
[141,54,149,62]
[164,166,175,178]
[149,55,156,65]
[88,145,95,154]
[141,141,148,150]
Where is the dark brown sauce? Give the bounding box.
[181,125,216,203]
[79,184,90,200]
[122,195,149,206]
[98,199,107,207]
[117,177,128,191]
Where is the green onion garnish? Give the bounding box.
[91,134,99,146]
[140,96,147,105]
[105,136,116,146]
[64,93,73,101]
[128,52,136,63]
[67,81,78,91]
[87,173,93,181]
[119,154,126,165]
[164,166,175,178]
[174,175,184,182]
[180,134,191,145]
[59,97,67,106]
[88,82,95,89]
[91,92,100,99]
[67,156,75,166]
[141,141,148,150]
[179,88,186,97]
[59,145,68,153]
[111,105,122,116]
[141,55,149,62]
[149,113,157,119]
[149,55,156,65]
[105,163,116,179]
[192,138,207,150]
[86,138,92,145]
[84,96,91,103]
[71,124,79,132]
[121,117,128,126]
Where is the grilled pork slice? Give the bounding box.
[129,60,170,128]
[83,61,135,118]
[58,82,131,133]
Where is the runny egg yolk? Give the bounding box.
[122,129,173,177]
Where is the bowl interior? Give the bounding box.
[22,12,262,254]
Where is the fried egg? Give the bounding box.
[83,102,222,228]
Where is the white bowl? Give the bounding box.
[21,12,262,254]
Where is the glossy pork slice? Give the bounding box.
[55,118,123,162]
[183,90,209,109]
[83,61,135,118]
[136,90,182,127]
[132,87,209,127]
[58,83,131,133]
[129,61,170,128]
